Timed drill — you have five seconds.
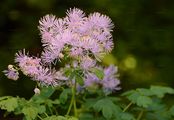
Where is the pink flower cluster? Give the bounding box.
[15,49,67,86]
[84,65,120,94]
[3,8,120,94]
[39,8,114,65]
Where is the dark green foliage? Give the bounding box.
[122,86,174,108]
[43,115,78,120]
[59,88,71,104]
[0,96,18,112]
[0,85,173,119]
[93,98,121,119]
[150,86,174,98]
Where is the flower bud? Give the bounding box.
[8,65,14,70]
[58,53,64,58]
[34,88,40,94]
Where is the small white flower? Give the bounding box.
[34,88,40,94]
[8,65,14,70]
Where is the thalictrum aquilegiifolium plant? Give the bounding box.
[1,8,174,120]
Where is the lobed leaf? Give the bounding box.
[0,97,18,112]
[43,115,78,120]
[169,105,174,116]
[120,112,136,120]
[59,88,71,104]
[122,86,174,108]
[79,113,94,120]
[93,98,121,119]
[150,86,174,98]
[136,96,152,108]
[22,106,38,120]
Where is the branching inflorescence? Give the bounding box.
[3,8,120,95]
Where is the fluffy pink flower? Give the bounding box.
[84,73,100,87]
[102,65,120,93]
[41,47,61,64]
[70,47,83,57]
[39,14,58,33]
[15,49,41,76]
[66,8,86,32]
[33,67,57,86]
[80,57,96,70]
[88,12,114,30]
[3,65,19,81]
[104,40,114,53]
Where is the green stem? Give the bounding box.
[66,88,74,115]
[66,80,78,117]
[137,110,143,120]
[53,106,58,115]
[73,81,77,117]
[48,104,53,115]
[123,102,133,112]
[44,112,49,117]
[37,115,43,120]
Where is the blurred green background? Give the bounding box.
[0,0,174,98]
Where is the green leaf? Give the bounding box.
[136,88,153,96]
[32,86,55,101]
[43,116,78,120]
[120,112,136,120]
[39,86,55,99]
[43,115,66,120]
[169,105,174,116]
[22,106,38,120]
[75,74,84,85]
[136,96,152,108]
[90,68,104,80]
[59,88,71,104]
[84,98,100,109]
[123,86,174,108]
[79,113,94,120]
[122,90,139,104]
[0,96,10,101]
[0,97,18,112]
[122,90,136,96]
[146,109,172,120]
[38,105,46,114]
[67,116,78,120]
[147,98,166,111]
[46,99,60,107]
[150,86,174,98]
[93,98,121,119]
[102,105,112,119]
[64,68,73,77]
[122,90,152,108]
[73,69,84,85]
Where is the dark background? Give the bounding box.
[0,0,174,99]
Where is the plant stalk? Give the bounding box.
[137,110,143,120]
[123,102,133,112]
[66,81,77,117]
[73,81,77,117]
[37,115,43,120]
